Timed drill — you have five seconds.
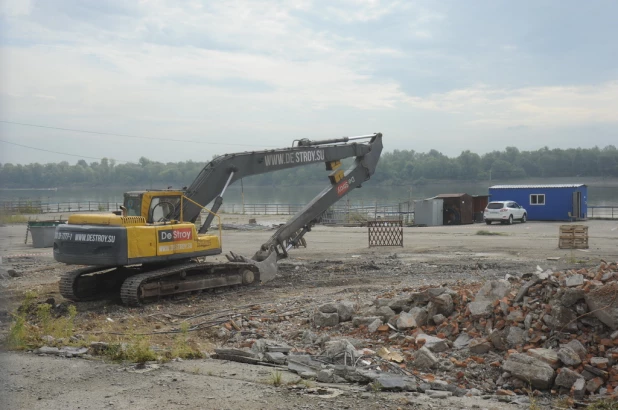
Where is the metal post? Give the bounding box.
[241,178,245,215]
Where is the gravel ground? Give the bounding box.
[0,217,617,409]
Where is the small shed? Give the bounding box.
[413,198,443,226]
[488,184,587,221]
[435,193,474,225]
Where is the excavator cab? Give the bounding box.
[123,191,183,223]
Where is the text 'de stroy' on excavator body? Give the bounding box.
[53,133,383,305]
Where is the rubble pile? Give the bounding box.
[217,261,618,402]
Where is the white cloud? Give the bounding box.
[1,0,617,163]
[405,82,618,127]
[0,0,33,17]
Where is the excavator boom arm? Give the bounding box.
[177,133,383,258]
[178,134,381,217]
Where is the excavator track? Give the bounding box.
[59,266,134,302]
[120,261,259,306]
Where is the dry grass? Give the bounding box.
[588,399,618,410]
[170,322,204,360]
[269,370,283,387]
[476,230,507,236]
[0,213,29,224]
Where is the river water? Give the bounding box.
[1,178,617,206]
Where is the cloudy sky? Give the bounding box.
[1,0,617,165]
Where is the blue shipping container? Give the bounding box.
[488,184,587,221]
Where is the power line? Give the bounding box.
[0,139,131,163]
[0,120,280,148]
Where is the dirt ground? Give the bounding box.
[1,216,617,409]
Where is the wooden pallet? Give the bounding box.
[559,225,589,249]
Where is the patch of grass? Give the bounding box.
[5,313,28,350]
[288,378,314,388]
[22,290,38,308]
[170,322,204,360]
[296,379,314,388]
[4,291,78,350]
[125,336,157,364]
[476,230,507,236]
[269,370,283,387]
[553,397,574,409]
[588,399,618,410]
[369,381,383,398]
[0,213,30,224]
[103,335,157,364]
[36,303,78,340]
[347,211,369,223]
[566,250,587,264]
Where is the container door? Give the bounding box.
[434,199,443,226]
[572,192,581,220]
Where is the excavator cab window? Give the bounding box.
[148,196,181,223]
[124,195,142,217]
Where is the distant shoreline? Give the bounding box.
[2,176,618,190]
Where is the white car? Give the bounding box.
[484,201,527,225]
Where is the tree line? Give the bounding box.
[1,145,617,188]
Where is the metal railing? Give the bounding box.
[0,200,122,214]
[4,199,615,222]
[219,203,305,215]
[588,206,618,219]
[0,200,415,224]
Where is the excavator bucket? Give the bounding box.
[226,251,278,283]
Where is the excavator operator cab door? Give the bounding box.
[144,193,182,224]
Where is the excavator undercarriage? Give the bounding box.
[54,133,383,305]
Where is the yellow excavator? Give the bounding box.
[53,133,383,305]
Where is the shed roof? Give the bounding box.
[435,193,470,198]
[489,184,586,189]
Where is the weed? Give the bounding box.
[528,398,541,410]
[36,303,53,336]
[207,370,214,376]
[4,291,41,350]
[5,313,28,350]
[4,293,79,350]
[22,290,38,310]
[104,343,128,361]
[347,211,369,224]
[0,213,29,224]
[189,367,201,375]
[588,399,618,410]
[35,303,78,340]
[369,381,383,398]
[126,336,157,364]
[566,250,587,264]
[269,370,283,387]
[524,383,541,410]
[476,230,507,236]
[296,379,314,388]
[171,322,204,359]
[553,397,573,409]
[103,336,157,364]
